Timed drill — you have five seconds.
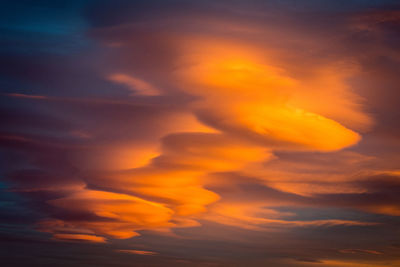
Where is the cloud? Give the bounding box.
[108,74,161,96]
[52,233,107,243]
[339,249,383,255]
[1,3,376,241]
[1,1,400,266]
[116,249,158,255]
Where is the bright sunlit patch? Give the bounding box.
[53,234,107,243]
[178,39,362,151]
[46,190,174,239]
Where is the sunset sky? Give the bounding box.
[1,1,400,266]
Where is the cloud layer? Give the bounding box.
[1,0,400,266]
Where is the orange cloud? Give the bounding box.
[204,202,375,231]
[177,39,363,151]
[116,249,158,255]
[46,189,174,239]
[339,249,383,255]
[31,18,378,245]
[52,234,106,243]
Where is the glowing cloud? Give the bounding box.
[177,40,362,151]
[3,1,400,266]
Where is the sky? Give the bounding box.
[1,0,400,266]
